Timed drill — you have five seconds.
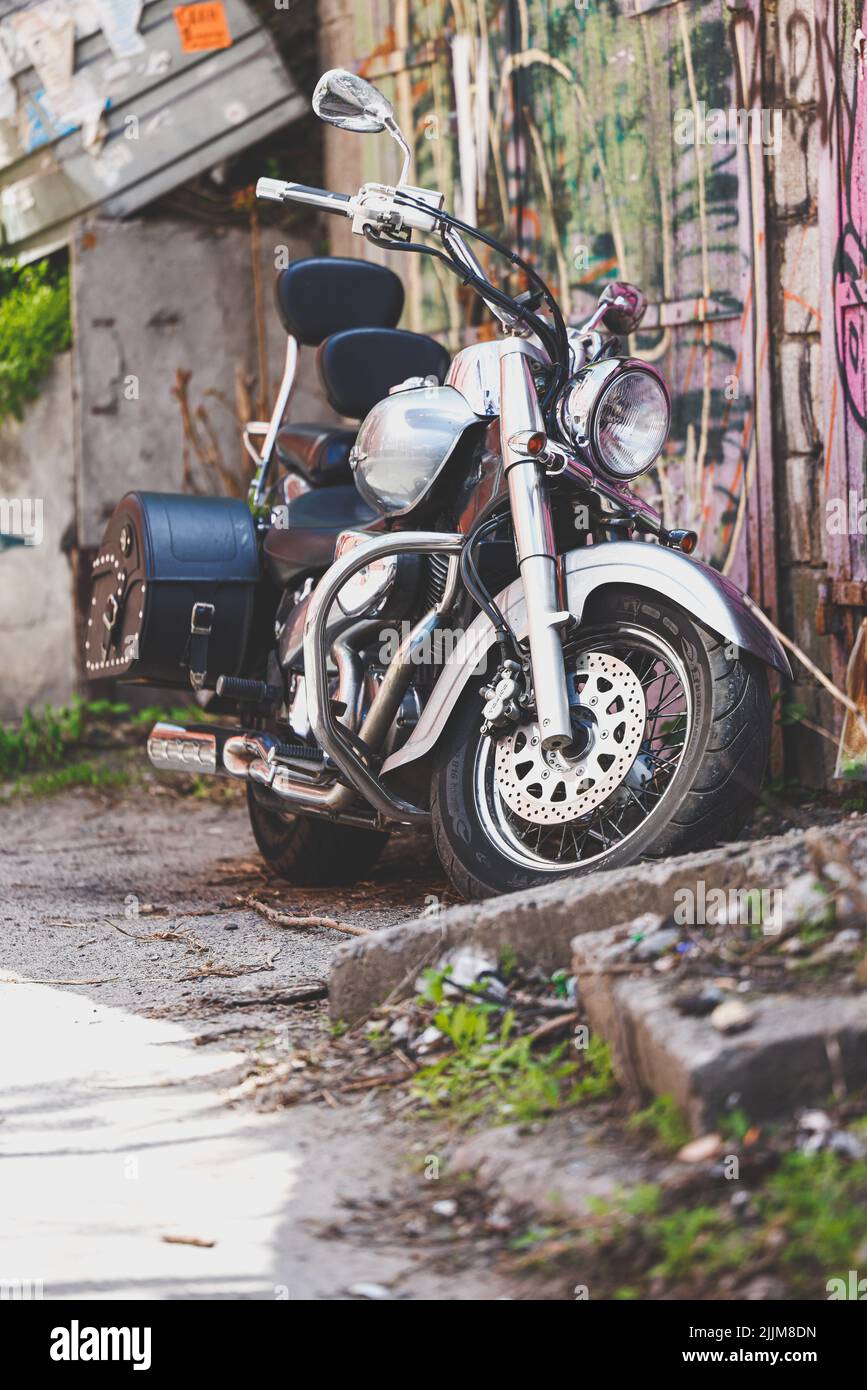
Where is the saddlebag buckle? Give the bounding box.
[188,602,215,691]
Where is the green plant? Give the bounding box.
[129,704,202,728]
[719,1106,752,1143]
[0,695,203,783]
[4,761,130,799]
[758,1151,867,1281]
[511,1145,867,1298]
[411,987,615,1127]
[0,697,87,777]
[0,258,71,423]
[628,1094,692,1153]
[651,1205,739,1282]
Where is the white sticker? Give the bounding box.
[91,0,146,59]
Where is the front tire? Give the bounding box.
[247,786,389,886]
[430,590,771,901]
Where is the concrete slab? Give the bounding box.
[329,820,867,1024]
[571,920,867,1134]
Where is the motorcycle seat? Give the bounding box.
[275,423,357,488]
[263,484,380,586]
[318,327,451,421]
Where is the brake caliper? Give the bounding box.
[480,659,528,737]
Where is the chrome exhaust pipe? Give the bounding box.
[148,720,361,815]
[148,723,220,773]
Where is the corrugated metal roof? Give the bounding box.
[0,0,303,260]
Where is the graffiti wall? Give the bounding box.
[347,0,777,607]
[819,0,867,595]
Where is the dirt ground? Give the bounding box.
[0,783,520,1300]
[4,769,866,1301]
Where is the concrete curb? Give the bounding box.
[572,920,867,1133]
[328,822,861,1023]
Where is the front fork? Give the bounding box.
[499,343,573,751]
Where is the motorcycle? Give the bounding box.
[84,67,790,900]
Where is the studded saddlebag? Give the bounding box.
[83,492,259,690]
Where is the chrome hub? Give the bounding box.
[493,651,646,825]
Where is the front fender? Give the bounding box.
[380,540,790,780]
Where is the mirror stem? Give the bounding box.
[383,115,412,186]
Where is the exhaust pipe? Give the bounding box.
[147,720,376,826]
[148,723,221,774]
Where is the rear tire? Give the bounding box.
[430,590,771,901]
[246,787,389,886]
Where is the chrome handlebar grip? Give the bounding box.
[255,178,353,215]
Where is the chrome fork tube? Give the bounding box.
[500,344,573,751]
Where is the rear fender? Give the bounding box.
[380,540,790,781]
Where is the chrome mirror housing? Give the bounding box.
[312,68,393,132]
[311,69,412,186]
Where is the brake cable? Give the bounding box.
[460,511,523,665]
[391,190,570,405]
[362,226,562,374]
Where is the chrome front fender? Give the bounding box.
[380,540,791,780]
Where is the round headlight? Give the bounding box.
[558,360,670,480]
[593,367,670,478]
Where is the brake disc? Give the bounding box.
[493,651,647,825]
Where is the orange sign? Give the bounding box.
[174,2,232,53]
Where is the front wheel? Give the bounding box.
[430,590,771,901]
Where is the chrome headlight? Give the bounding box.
[558,359,670,480]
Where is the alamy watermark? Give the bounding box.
[0,497,43,546]
[826,492,867,535]
[674,103,782,157]
[673,879,783,935]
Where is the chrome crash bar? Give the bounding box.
[148,532,463,828]
[302,530,463,825]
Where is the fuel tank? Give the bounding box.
[349,384,482,517]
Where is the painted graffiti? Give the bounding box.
[352,0,773,597]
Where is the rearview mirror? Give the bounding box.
[312,69,393,133]
[599,281,648,335]
[312,69,412,185]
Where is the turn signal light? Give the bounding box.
[668,528,698,554]
[508,429,548,457]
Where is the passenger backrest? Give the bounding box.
[274,257,404,345]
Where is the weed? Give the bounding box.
[718,1106,752,1143]
[5,761,131,799]
[411,987,615,1128]
[510,1145,867,1299]
[628,1094,691,1153]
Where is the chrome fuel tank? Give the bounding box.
[349,384,481,517]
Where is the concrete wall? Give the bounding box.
[0,354,77,720]
[0,214,329,721]
[72,217,332,546]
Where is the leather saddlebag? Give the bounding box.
[83,492,259,690]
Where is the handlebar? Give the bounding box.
[255,178,352,216]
